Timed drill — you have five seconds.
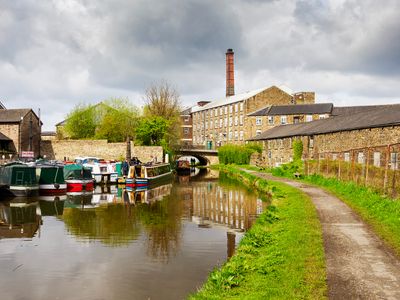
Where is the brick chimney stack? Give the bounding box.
[226,49,235,97]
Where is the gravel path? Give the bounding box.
[249,171,400,299]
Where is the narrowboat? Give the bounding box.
[63,164,94,193]
[127,163,172,187]
[35,163,67,195]
[75,157,118,184]
[0,162,39,197]
[38,195,66,216]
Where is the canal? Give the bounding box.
[0,169,267,300]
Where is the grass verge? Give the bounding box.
[190,165,326,300]
[302,174,400,257]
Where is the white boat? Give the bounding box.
[75,157,118,184]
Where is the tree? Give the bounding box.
[135,116,170,146]
[64,104,96,139]
[95,98,140,143]
[143,81,181,119]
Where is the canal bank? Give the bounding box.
[191,165,326,299]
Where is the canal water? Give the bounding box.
[0,169,267,300]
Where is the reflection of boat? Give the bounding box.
[0,162,39,197]
[125,183,172,204]
[0,199,41,238]
[75,157,118,184]
[128,163,172,187]
[38,195,66,216]
[65,191,95,209]
[63,164,94,193]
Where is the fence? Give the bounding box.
[304,143,400,198]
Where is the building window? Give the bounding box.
[309,136,314,148]
[268,116,274,125]
[205,122,208,129]
[235,103,238,112]
[357,152,364,164]
[220,107,223,116]
[293,116,300,124]
[219,119,223,128]
[234,116,238,126]
[391,152,398,170]
[240,102,243,111]
[229,117,233,127]
[344,152,350,162]
[234,130,238,140]
[224,106,228,114]
[319,114,327,119]
[256,129,262,136]
[210,120,213,128]
[214,120,218,128]
[239,131,243,140]
[183,127,189,135]
[256,117,262,126]
[224,117,227,127]
[239,115,243,125]
[229,131,232,140]
[268,150,272,158]
[214,108,217,117]
[229,105,233,113]
[373,152,381,167]
[281,116,287,125]
[306,115,313,122]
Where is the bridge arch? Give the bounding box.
[175,154,209,166]
[175,148,219,166]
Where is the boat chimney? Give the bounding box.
[226,49,235,97]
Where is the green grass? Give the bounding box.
[303,174,400,257]
[190,165,327,300]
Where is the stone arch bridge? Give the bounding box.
[175,147,219,166]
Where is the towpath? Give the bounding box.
[247,170,400,299]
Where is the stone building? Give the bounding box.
[248,103,333,138]
[191,85,315,147]
[0,109,42,158]
[188,49,315,148]
[249,104,400,168]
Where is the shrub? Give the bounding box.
[218,144,260,165]
[292,139,303,161]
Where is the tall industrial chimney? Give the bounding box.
[226,49,235,97]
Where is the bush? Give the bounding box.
[272,160,304,178]
[292,139,303,161]
[218,144,260,165]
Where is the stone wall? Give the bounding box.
[40,139,163,163]
[0,123,18,153]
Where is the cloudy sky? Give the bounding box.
[1,0,399,130]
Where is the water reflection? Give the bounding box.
[0,199,41,239]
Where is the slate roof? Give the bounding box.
[0,101,6,109]
[331,104,395,116]
[248,103,333,116]
[249,104,400,141]
[0,109,31,123]
[0,132,11,141]
[191,85,292,113]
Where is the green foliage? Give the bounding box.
[272,160,304,178]
[95,98,140,142]
[293,139,303,161]
[135,116,170,146]
[64,104,96,139]
[218,144,260,165]
[245,142,263,154]
[191,165,326,299]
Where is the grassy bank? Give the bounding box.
[190,165,326,300]
[302,174,400,257]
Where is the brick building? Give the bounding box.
[0,109,42,158]
[249,104,400,168]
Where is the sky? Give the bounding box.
[1,0,399,130]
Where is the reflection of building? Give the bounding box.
[192,182,265,230]
[0,201,41,238]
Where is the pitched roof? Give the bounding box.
[0,132,11,141]
[0,101,6,109]
[248,103,333,116]
[331,104,394,116]
[191,85,292,113]
[249,104,400,141]
[0,109,31,123]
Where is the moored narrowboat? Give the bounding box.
[0,162,39,197]
[127,163,172,187]
[63,164,94,193]
[36,163,67,195]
